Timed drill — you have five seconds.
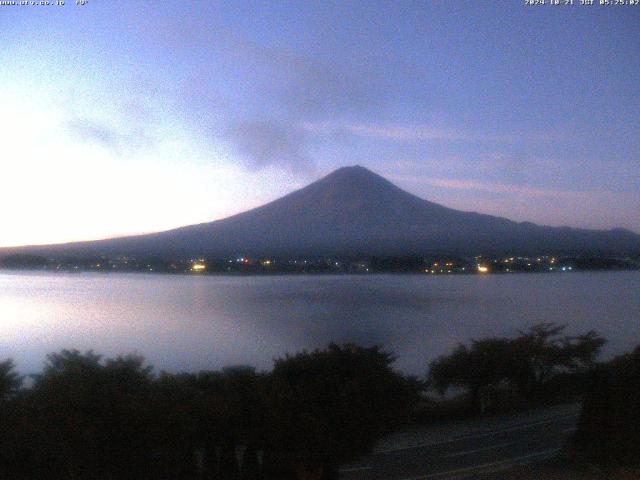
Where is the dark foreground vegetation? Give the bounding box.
[484,347,640,480]
[0,345,418,480]
[573,345,640,468]
[1,324,636,479]
[427,323,606,415]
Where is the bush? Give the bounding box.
[265,343,420,480]
[0,344,419,480]
[574,345,640,467]
[428,323,606,412]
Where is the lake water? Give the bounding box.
[1,271,638,376]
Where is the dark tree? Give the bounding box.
[0,345,419,479]
[24,350,157,479]
[0,254,48,269]
[265,343,419,480]
[574,345,640,467]
[0,359,26,480]
[428,323,606,411]
[0,358,22,402]
[428,338,528,411]
[146,366,268,479]
[513,323,606,398]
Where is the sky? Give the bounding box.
[1,0,639,247]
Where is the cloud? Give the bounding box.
[65,113,152,157]
[278,58,385,118]
[426,177,580,199]
[209,35,386,172]
[388,174,584,200]
[205,29,386,119]
[225,120,312,172]
[178,29,387,173]
[134,23,389,173]
[384,173,640,232]
[66,118,122,151]
[300,121,560,145]
[300,121,466,142]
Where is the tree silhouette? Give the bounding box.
[0,358,22,403]
[22,350,158,479]
[0,344,421,479]
[266,343,419,480]
[429,323,606,411]
[513,323,606,399]
[575,345,640,466]
[428,338,527,411]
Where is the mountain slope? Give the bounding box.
[3,166,640,257]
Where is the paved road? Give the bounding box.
[340,404,581,480]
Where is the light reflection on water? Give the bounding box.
[1,271,639,375]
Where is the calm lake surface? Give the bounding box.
[1,271,639,375]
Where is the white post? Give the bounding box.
[257,449,264,472]
[235,444,247,472]
[194,448,205,478]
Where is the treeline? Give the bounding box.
[0,344,418,480]
[0,324,615,479]
[427,323,606,414]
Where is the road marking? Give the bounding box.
[443,442,513,458]
[376,412,579,453]
[397,447,560,480]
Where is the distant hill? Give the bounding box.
[2,166,640,258]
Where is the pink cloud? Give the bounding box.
[300,121,558,143]
[428,178,575,198]
[300,121,466,141]
[386,174,640,231]
[388,175,583,200]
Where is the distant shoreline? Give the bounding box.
[2,251,638,276]
[1,265,638,277]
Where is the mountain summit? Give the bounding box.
[5,166,640,257]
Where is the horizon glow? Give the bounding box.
[1,1,639,247]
